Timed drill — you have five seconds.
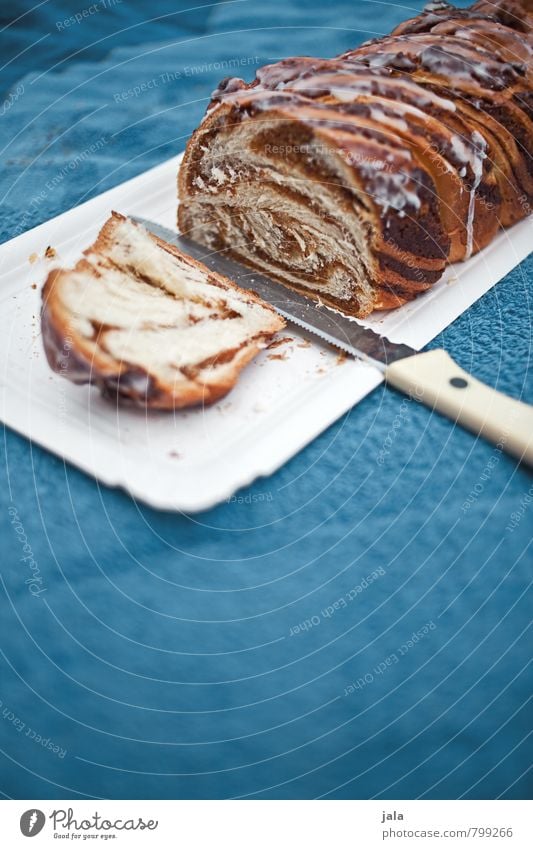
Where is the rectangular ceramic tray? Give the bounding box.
[1,153,531,510]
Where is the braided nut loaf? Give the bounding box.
[178,0,533,318]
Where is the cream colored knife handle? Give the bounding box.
[385,349,533,467]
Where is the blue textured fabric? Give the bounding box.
[0,0,531,800]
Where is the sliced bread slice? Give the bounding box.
[41,212,285,409]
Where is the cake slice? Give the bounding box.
[41,212,285,409]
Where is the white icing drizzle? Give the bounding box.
[293,72,456,112]
[420,46,496,85]
[423,1,451,11]
[256,63,299,90]
[362,165,422,214]
[463,130,487,259]
[368,105,408,132]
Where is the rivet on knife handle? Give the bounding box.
[385,349,533,467]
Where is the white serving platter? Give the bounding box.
[0,153,531,511]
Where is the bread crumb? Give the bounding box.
[336,351,347,366]
[297,339,311,348]
[29,253,38,264]
[268,352,288,361]
[31,283,37,290]
[267,336,293,350]
[45,245,57,259]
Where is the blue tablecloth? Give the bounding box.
[1,0,531,800]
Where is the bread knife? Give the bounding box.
[133,216,533,467]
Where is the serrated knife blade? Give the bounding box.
[131,215,533,467]
[132,216,414,370]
